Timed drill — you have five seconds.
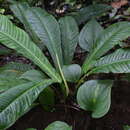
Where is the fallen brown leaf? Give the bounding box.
[111,0,128,9]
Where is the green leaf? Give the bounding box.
[10,2,29,23]
[70,4,112,25]
[10,2,41,44]
[82,22,130,73]
[77,80,113,118]
[0,62,32,92]
[59,16,79,65]
[45,121,72,130]
[123,125,130,130]
[20,69,46,82]
[0,14,61,82]
[0,62,33,72]
[23,8,69,95]
[62,64,81,82]
[24,7,63,68]
[121,73,130,81]
[39,87,55,111]
[0,79,54,129]
[90,49,130,74]
[65,0,76,5]
[79,19,103,52]
[0,47,12,55]
[0,70,26,93]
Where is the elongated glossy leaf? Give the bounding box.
[0,79,54,129]
[77,80,113,118]
[20,69,46,82]
[62,64,81,82]
[59,16,79,64]
[24,8,63,67]
[0,15,61,82]
[10,2,29,23]
[45,121,72,130]
[70,4,112,25]
[82,22,130,73]
[79,19,103,52]
[10,2,41,44]
[90,49,130,74]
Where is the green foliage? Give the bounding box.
[0,62,33,93]
[24,7,63,68]
[65,0,76,5]
[77,80,113,118]
[0,62,33,72]
[0,79,54,129]
[122,73,130,82]
[10,2,44,47]
[39,87,55,111]
[79,19,103,52]
[0,47,12,55]
[0,70,26,92]
[22,8,71,94]
[0,14,61,82]
[62,64,81,82]
[59,16,79,65]
[82,21,130,73]
[10,2,29,23]
[70,4,112,25]
[45,121,72,130]
[90,49,130,74]
[11,3,45,50]
[20,69,47,82]
[1,2,130,128]
[124,125,130,130]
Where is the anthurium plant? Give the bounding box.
[0,1,130,129]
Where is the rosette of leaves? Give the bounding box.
[0,3,130,129]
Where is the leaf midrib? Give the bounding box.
[31,10,60,62]
[0,80,53,116]
[83,24,129,72]
[94,57,130,70]
[0,31,60,82]
[90,28,120,60]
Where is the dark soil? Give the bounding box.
[8,81,130,130]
